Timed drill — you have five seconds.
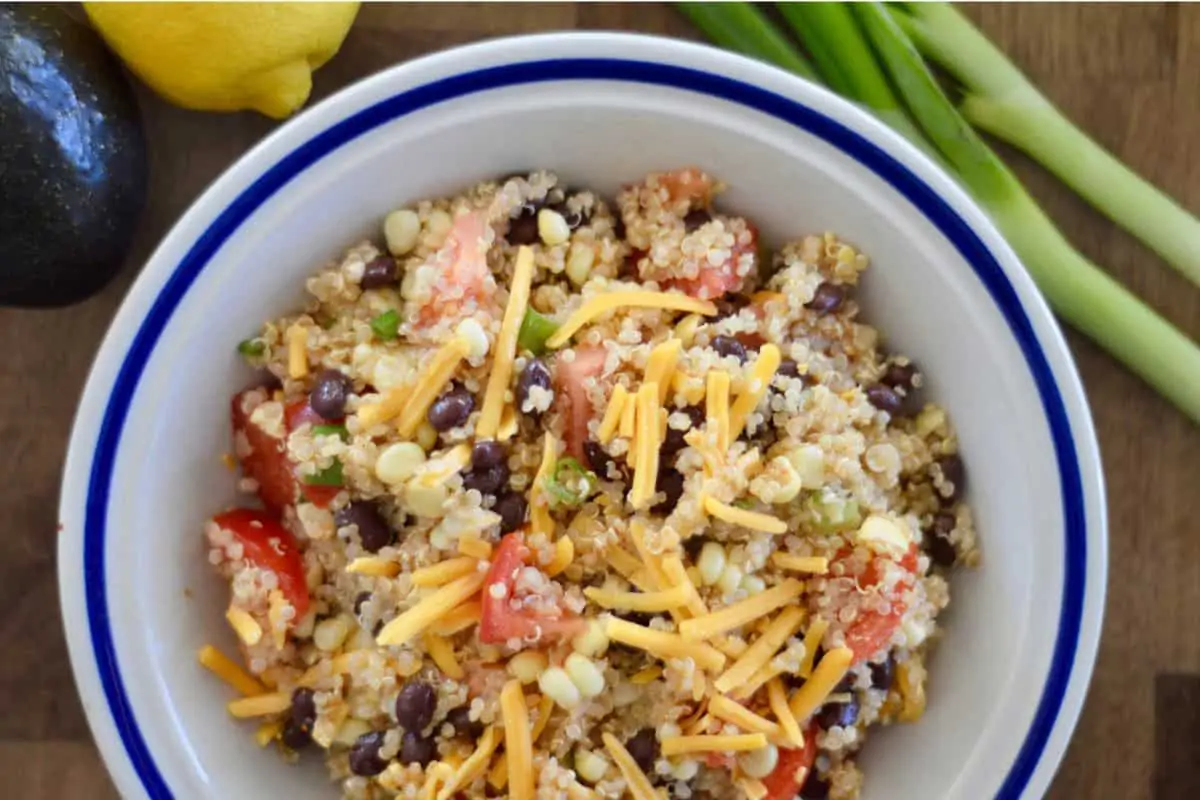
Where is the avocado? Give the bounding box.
[0,4,147,307]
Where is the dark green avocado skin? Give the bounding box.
[0,4,147,307]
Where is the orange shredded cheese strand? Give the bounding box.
[412,557,480,588]
[630,382,661,509]
[376,572,486,646]
[198,645,265,696]
[728,344,781,440]
[631,665,663,684]
[619,390,637,439]
[546,291,718,349]
[714,606,806,693]
[702,495,787,534]
[501,680,534,800]
[708,694,781,736]
[478,247,535,437]
[660,554,709,617]
[423,632,465,679]
[788,646,854,721]
[661,733,767,756]
[680,579,804,641]
[437,726,501,800]
[605,617,726,672]
[739,778,769,800]
[228,691,291,718]
[584,584,690,612]
[531,694,554,743]
[768,677,805,748]
[644,338,683,404]
[733,661,785,702]
[225,606,263,646]
[488,752,508,791]
[458,536,493,559]
[530,433,556,538]
[356,383,414,429]
[771,553,830,574]
[396,337,471,437]
[346,556,401,578]
[797,618,830,678]
[597,384,629,445]
[286,325,308,379]
[602,732,660,800]
[545,536,574,578]
[706,370,731,451]
[254,719,282,747]
[428,600,482,636]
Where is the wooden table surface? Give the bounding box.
[3,4,1197,798]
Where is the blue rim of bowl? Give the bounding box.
[82,57,1085,799]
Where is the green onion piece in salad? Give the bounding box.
[312,424,349,441]
[517,308,560,355]
[370,309,401,340]
[542,457,597,508]
[237,338,265,357]
[304,460,344,486]
[809,493,861,532]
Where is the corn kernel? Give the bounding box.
[508,651,548,684]
[313,614,352,652]
[749,455,802,504]
[333,718,373,747]
[564,653,605,699]
[786,444,825,488]
[406,479,448,518]
[427,209,453,244]
[574,749,610,784]
[717,564,743,597]
[697,542,727,586]
[539,666,581,710]
[375,442,427,485]
[857,515,909,557]
[737,744,779,779]
[456,317,490,361]
[571,619,610,657]
[565,243,595,286]
[384,209,421,256]
[740,574,766,595]
[416,420,438,452]
[538,208,571,246]
[671,759,699,781]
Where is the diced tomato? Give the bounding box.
[415,210,498,328]
[232,392,297,514]
[667,221,758,301]
[479,533,585,644]
[212,508,310,619]
[838,545,919,664]
[284,400,341,507]
[762,724,819,800]
[553,345,607,460]
[657,167,715,206]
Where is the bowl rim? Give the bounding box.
[58,31,1107,800]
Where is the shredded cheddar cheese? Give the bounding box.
[644,338,683,404]
[630,665,663,684]
[501,680,534,800]
[733,661,785,702]
[228,691,291,718]
[661,554,709,617]
[286,325,308,379]
[428,600,482,636]
[458,536,493,559]
[768,677,805,748]
[396,337,471,437]
[530,694,554,743]
[771,553,830,574]
[728,343,781,440]
[546,291,718,349]
[602,732,660,800]
[544,536,574,578]
[356,383,413,429]
[255,719,283,747]
[605,617,726,672]
[412,557,480,587]
[487,752,508,791]
[619,391,637,439]
[597,384,628,445]
[497,403,519,441]
[437,726,500,800]
[630,382,661,509]
[739,778,768,800]
[706,370,731,452]
[423,632,465,679]
[680,579,803,641]
[225,606,263,646]
[530,433,556,538]
[797,618,830,678]
[478,247,535,437]
[198,645,266,696]
[708,694,781,736]
[660,733,767,756]
[715,606,806,693]
[376,571,486,647]
[346,557,401,578]
[702,495,788,534]
[788,646,854,721]
[584,584,690,612]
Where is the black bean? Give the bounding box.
[444,706,484,739]
[926,510,959,567]
[584,440,614,477]
[870,656,896,691]
[806,282,848,314]
[516,358,553,414]
[348,731,389,776]
[335,501,393,553]
[652,468,685,515]
[291,688,317,730]
[865,383,905,415]
[711,335,747,363]
[801,774,832,800]
[682,208,712,232]
[777,358,801,379]
[280,718,312,750]
[816,695,859,729]
[880,361,918,391]
[399,731,437,766]
[472,440,507,470]
[661,406,705,459]
[936,454,966,502]
[309,369,352,420]
[361,255,398,290]
[711,294,748,321]
[428,384,474,431]
[625,729,659,773]
[494,492,528,534]
[462,463,510,496]
[507,206,540,245]
[612,214,627,241]
[395,681,436,732]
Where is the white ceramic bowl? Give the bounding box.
[59,32,1106,800]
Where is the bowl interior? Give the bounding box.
[88,56,1079,800]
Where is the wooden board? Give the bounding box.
[1,4,1196,797]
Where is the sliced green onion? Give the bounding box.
[808,493,861,531]
[304,460,344,486]
[542,457,597,508]
[312,424,349,441]
[370,309,401,341]
[679,2,819,82]
[894,3,1200,288]
[237,338,265,357]
[517,308,560,355]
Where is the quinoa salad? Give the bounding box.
[200,168,978,800]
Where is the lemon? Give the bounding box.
[83,2,361,119]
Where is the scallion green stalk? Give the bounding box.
[678,2,819,82]
[893,2,1200,288]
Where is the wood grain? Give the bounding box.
[3,4,1197,798]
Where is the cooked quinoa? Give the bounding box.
[201,168,978,800]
